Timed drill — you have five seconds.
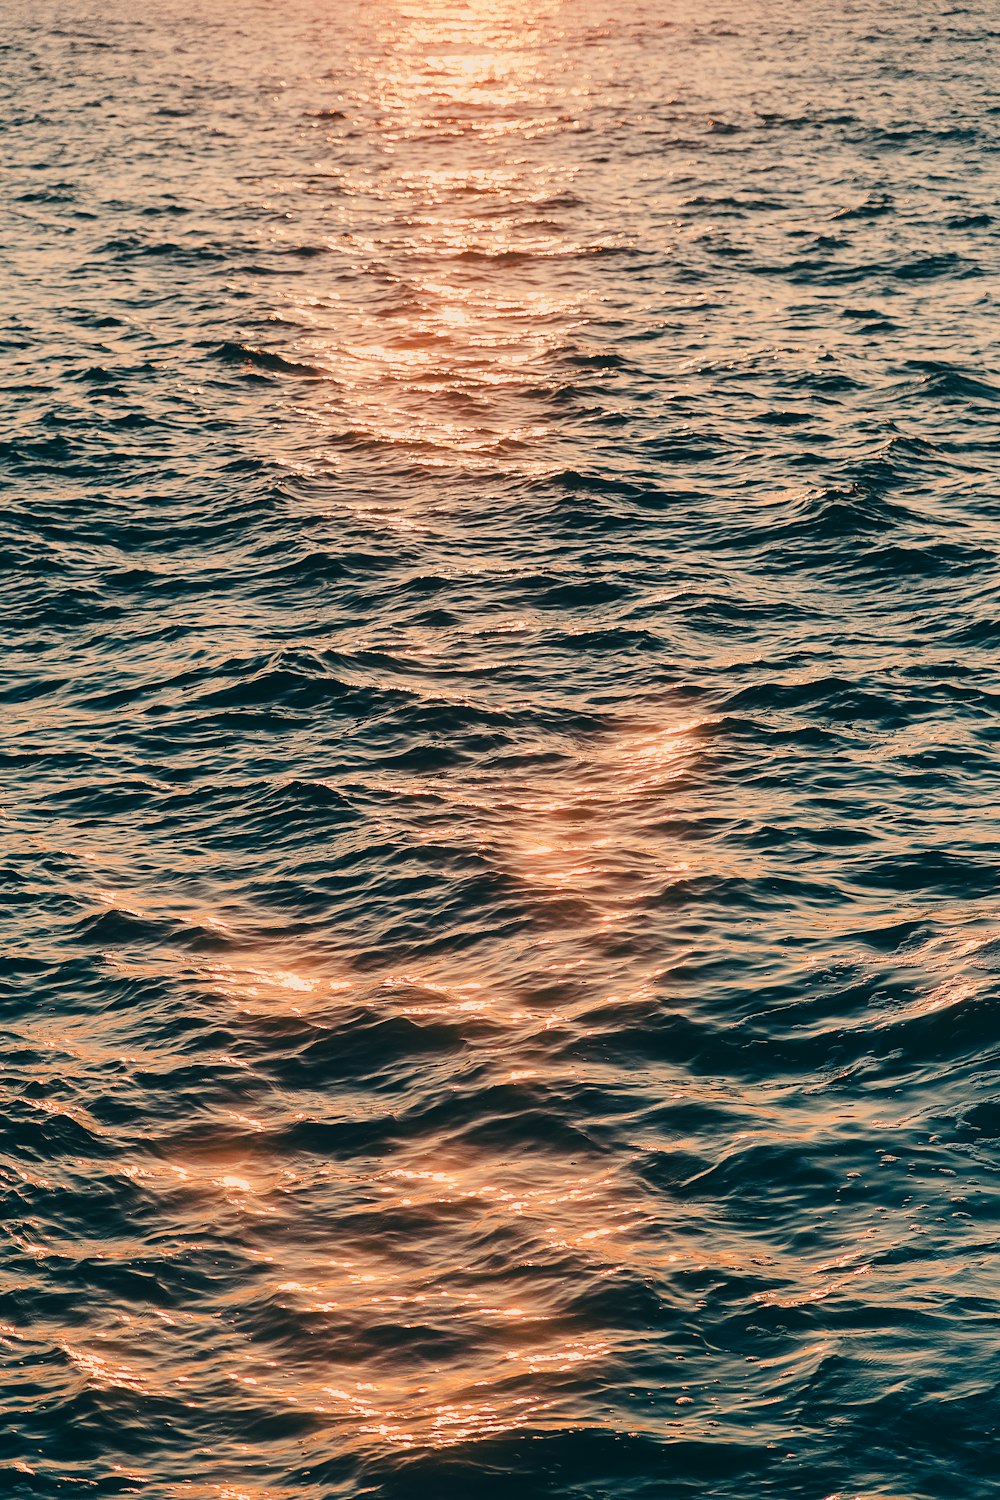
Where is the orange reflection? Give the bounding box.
[275,0,587,476]
[210,1145,641,1452]
[46,1116,651,1455]
[507,718,700,904]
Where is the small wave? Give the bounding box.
[210,342,332,378]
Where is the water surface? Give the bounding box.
[3,1,1000,1496]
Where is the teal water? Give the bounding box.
[3,1,1000,1495]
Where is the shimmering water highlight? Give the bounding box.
[3,0,1000,1496]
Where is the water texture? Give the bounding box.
[3,0,1000,1495]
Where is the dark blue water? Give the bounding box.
[4,1,1000,1495]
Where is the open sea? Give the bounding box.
[3,0,1000,1495]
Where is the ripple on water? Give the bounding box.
[3,0,1000,1496]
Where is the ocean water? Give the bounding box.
[3,0,1000,1495]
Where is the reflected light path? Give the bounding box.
[26,708,700,1467]
[274,0,592,478]
[6,0,994,1493]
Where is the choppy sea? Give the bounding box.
[3,0,1000,1495]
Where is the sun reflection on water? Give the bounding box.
[274,0,588,473]
[6,0,698,1444]
[506,719,700,898]
[24,847,672,1456]
[214,1147,638,1452]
